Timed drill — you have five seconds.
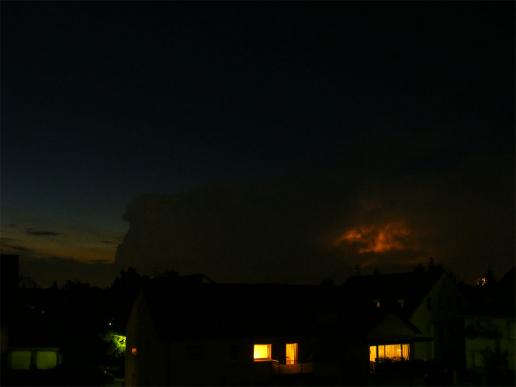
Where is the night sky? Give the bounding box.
[1,2,514,286]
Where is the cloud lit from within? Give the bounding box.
[334,221,412,254]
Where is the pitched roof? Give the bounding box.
[139,279,421,341]
[341,269,443,316]
[366,313,424,343]
[462,266,515,317]
[141,281,334,340]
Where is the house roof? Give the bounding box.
[461,266,515,317]
[142,281,329,340]
[366,313,424,343]
[341,269,444,316]
[139,279,422,341]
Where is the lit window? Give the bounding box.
[35,351,58,369]
[253,344,271,361]
[384,344,399,359]
[369,346,377,363]
[285,343,298,365]
[369,344,410,362]
[9,351,31,370]
[401,344,410,359]
[131,346,138,356]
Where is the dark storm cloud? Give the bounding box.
[115,177,356,283]
[26,228,63,237]
[115,152,514,283]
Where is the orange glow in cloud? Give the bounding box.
[334,221,411,254]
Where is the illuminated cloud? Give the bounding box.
[115,153,514,284]
[334,221,412,254]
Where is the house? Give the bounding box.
[313,305,427,385]
[1,276,114,386]
[462,267,515,385]
[126,281,320,385]
[342,267,464,370]
[125,278,429,385]
[0,270,65,385]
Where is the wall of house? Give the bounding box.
[465,316,515,372]
[368,313,422,342]
[410,274,463,365]
[312,335,368,385]
[167,338,252,385]
[125,293,167,386]
[164,336,310,385]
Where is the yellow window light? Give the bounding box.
[373,344,410,361]
[253,344,271,361]
[369,346,377,362]
[285,343,298,365]
[402,344,410,360]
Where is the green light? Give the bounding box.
[112,334,127,356]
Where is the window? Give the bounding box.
[369,346,377,363]
[369,344,410,362]
[473,351,484,368]
[229,344,239,360]
[9,351,31,370]
[384,344,399,359]
[285,343,298,365]
[253,344,271,361]
[401,344,410,359]
[35,351,58,369]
